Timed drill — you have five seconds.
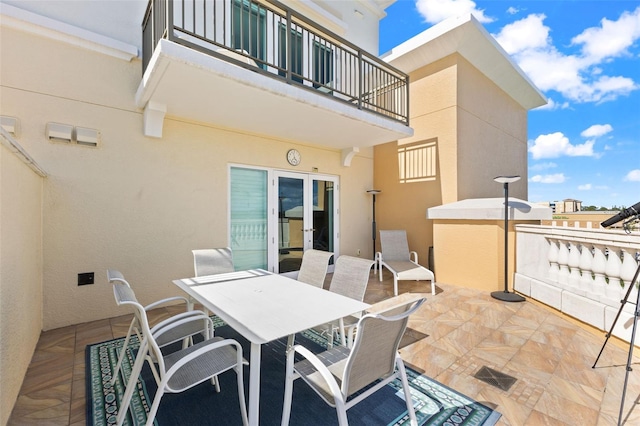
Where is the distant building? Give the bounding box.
[536,199,582,214]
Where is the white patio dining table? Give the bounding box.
[173,269,370,426]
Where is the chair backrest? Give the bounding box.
[342,297,425,396]
[379,230,411,261]
[108,269,189,376]
[192,248,234,277]
[328,255,375,301]
[107,269,139,306]
[297,249,334,288]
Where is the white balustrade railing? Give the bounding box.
[515,224,640,344]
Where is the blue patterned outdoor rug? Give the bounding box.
[86,320,501,426]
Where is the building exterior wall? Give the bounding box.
[1,15,374,330]
[457,56,528,200]
[374,53,529,268]
[0,142,44,424]
[433,219,538,292]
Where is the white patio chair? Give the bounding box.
[376,230,436,296]
[296,249,334,288]
[114,276,248,426]
[192,247,235,318]
[107,269,205,386]
[281,297,426,426]
[318,255,374,348]
[192,247,234,277]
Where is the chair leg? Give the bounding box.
[235,366,249,426]
[145,387,165,426]
[431,280,436,295]
[111,319,137,385]
[394,275,399,296]
[338,318,346,347]
[116,341,148,426]
[281,352,296,426]
[397,358,418,426]
[335,400,349,426]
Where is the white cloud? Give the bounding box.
[534,97,570,111]
[529,132,595,159]
[493,7,640,104]
[578,184,592,190]
[529,162,557,171]
[414,0,493,24]
[506,7,519,16]
[529,174,566,184]
[494,13,549,54]
[581,124,613,138]
[571,7,640,64]
[625,170,640,181]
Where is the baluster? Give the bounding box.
[579,243,595,294]
[620,249,640,313]
[592,244,608,297]
[547,238,559,283]
[604,247,623,301]
[567,241,581,290]
[557,239,570,287]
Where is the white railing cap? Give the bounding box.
[427,197,552,221]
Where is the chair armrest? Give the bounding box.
[164,338,245,381]
[289,345,344,399]
[151,311,211,340]
[410,251,418,263]
[145,296,191,311]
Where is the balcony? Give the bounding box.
[11,275,640,425]
[138,0,412,147]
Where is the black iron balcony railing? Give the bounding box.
[142,0,409,125]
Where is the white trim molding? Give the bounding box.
[0,3,138,61]
[1,127,47,177]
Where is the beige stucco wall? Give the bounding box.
[0,25,374,330]
[0,143,44,425]
[373,53,529,271]
[432,219,537,291]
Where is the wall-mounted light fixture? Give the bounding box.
[76,127,100,147]
[46,122,73,143]
[0,116,19,137]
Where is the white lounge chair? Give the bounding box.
[281,297,425,426]
[376,230,436,296]
[296,249,334,288]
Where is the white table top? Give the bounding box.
[173,269,370,344]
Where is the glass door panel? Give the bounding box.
[277,175,305,273]
[311,179,334,253]
[275,172,338,274]
[230,167,268,270]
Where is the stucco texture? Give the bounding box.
[0,143,44,425]
[1,26,375,331]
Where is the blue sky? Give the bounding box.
[380,0,640,209]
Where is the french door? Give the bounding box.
[274,171,338,275]
[229,166,338,274]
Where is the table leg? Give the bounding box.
[248,342,261,425]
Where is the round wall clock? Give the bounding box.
[287,149,301,166]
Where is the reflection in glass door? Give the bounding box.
[276,172,337,274]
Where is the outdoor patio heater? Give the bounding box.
[366,189,381,260]
[491,176,525,302]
